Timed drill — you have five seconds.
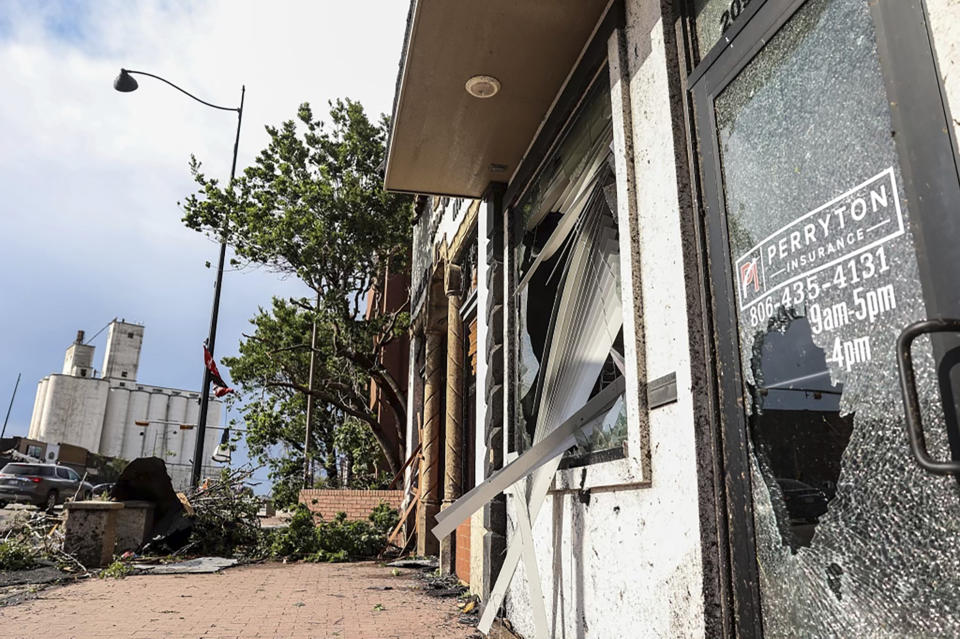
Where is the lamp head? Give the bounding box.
[113,69,138,93]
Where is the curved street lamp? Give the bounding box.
[114,68,245,488]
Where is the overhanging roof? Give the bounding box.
[385,0,610,198]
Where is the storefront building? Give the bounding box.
[385,1,960,637]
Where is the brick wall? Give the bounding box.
[298,489,403,521]
[455,518,471,584]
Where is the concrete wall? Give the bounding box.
[62,343,95,377]
[99,386,130,458]
[121,390,149,461]
[201,400,222,467]
[144,392,168,458]
[101,321,144,382]
[164,395,188,460]
[28,378,49,439]
[32,374,109,452]
[179,398,201,466]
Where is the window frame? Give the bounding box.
[682,0,960,636]
[502,1,651,491]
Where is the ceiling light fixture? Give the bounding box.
[465,75,501,99]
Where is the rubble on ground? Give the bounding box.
[0,506,87,606]
[0,459,263,604]
[132,556,238,574]
[386,556,438,570]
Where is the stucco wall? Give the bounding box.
[502,3,706,638]
[927,0,960,144]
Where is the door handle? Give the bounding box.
[896,318,960,475]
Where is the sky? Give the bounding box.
[0,0,409,489]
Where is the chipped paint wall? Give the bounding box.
[502,2,707,637]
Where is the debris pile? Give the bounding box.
[180,467,262,558]
[387,558,479,632]
[0,508,87,576]
[112,457,193,553]
[414,570,467,599]
[110,459,263,558]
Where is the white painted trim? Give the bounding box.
[432,377,624,540]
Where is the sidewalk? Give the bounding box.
[0,561,480,639]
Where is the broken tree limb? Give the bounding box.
[387,489,420,546]
[387,442,422,490]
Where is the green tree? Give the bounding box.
[182,99,413,483]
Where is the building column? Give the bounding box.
[417,326,444,557]
[440,265,464,575]
[481,182,507,601]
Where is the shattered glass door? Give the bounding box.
[703,0,960,635]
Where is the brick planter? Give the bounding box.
[298,489,403,521]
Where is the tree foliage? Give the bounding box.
[181,99,413,493]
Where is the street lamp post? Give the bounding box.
[114,68,245,488]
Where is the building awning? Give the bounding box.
[384,0,610,198]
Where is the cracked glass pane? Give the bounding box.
[694,0,766,55]
[715,0,960,635]
[510,74,626,467]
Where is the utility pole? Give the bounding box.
[303,292,320,487]
[1,373,21,439]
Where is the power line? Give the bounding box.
[82,317,118,346]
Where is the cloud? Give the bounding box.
[0,0,408,486]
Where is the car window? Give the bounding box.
[1,464,54,476]
[56,468,70,479]
[66,468,80,481]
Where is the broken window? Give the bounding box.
[511,73,626,468]
[712,0,960,634]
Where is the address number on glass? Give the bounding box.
[720,0,755,34]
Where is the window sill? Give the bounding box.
[504,446,649,493]
[553,454,649,492]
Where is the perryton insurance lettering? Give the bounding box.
[735,167,904,311]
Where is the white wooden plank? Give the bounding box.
[513,484,549,639]
[478,454,564,633]
[431,376,625,540]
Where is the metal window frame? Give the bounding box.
[683,1,960,637]
[504,1,625,461]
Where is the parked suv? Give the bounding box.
[0,463,93,511]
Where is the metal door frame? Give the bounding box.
[686,1,960,636]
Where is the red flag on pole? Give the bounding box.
[203,345,235,397]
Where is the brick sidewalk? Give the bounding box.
[0,561,480,639]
